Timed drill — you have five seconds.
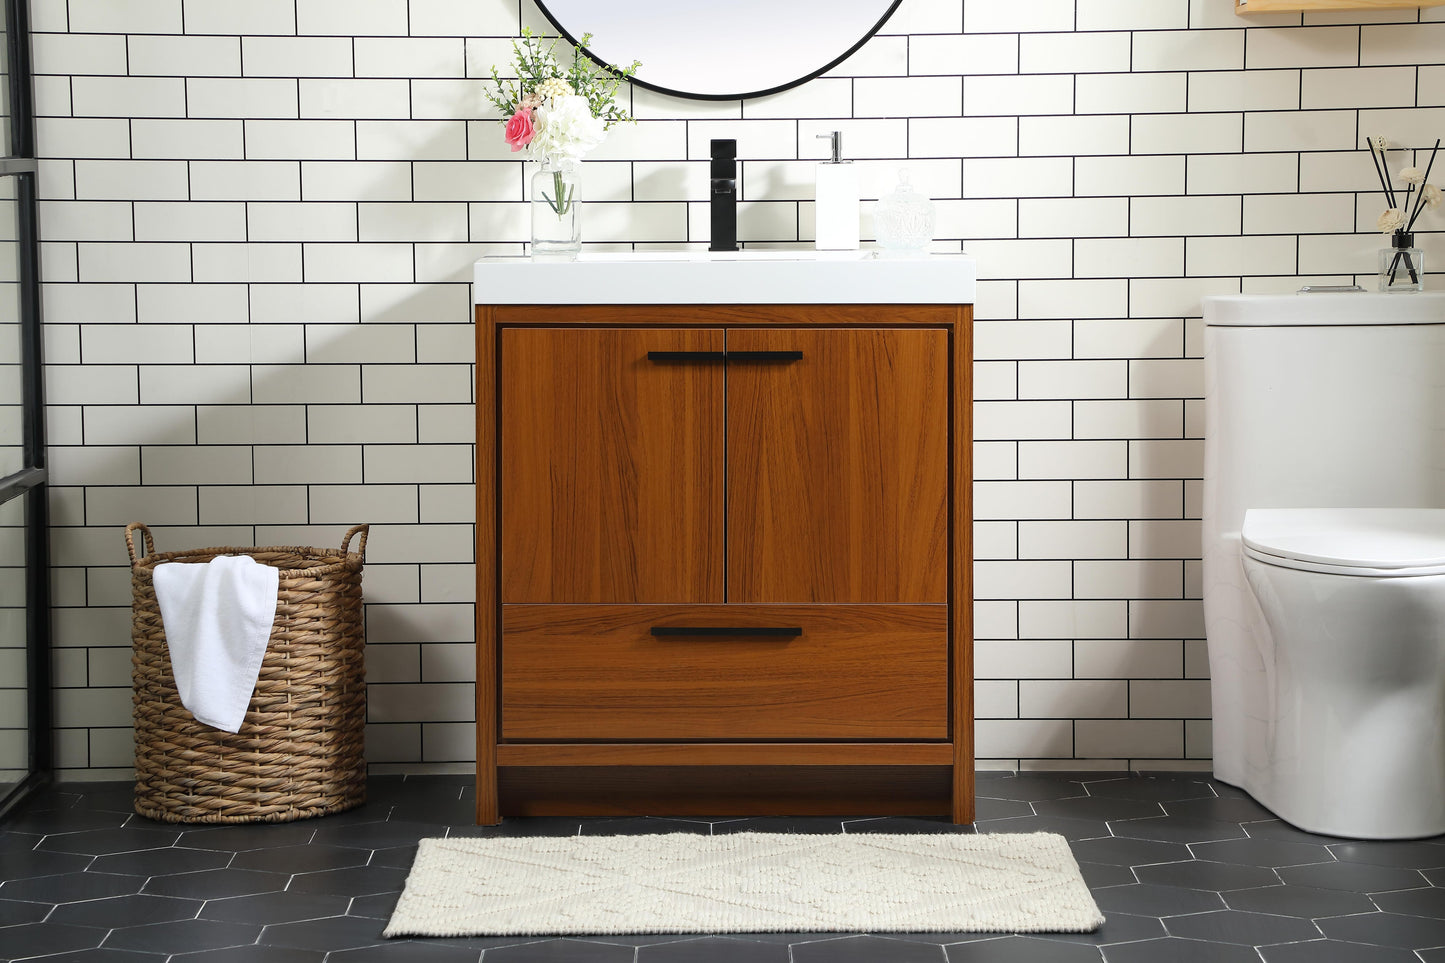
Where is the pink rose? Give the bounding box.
[504,106,535,152]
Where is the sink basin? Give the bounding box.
[474,251,976,305]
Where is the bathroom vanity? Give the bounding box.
[473,252,977,824]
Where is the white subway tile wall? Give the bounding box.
[33,0,1442,777]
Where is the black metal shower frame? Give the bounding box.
[0,0,50,820]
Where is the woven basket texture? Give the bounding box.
[128,522,368,824]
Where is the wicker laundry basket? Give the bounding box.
[127,522,369,824]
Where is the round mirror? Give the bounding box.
[533,0,903,101]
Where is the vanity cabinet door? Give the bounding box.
[726,327,949,604]
[500,327,725,604]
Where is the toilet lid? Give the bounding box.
[1242,508,1445,576]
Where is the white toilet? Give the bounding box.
[1202,292,1445,839]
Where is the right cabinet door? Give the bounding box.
[726,327,949,604]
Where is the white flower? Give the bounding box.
[1424,183,1443,210]
[1400,166,1426,186]
[534,77,574,104]
[531,94,606,163]
[1377,208,1407,233]
[1372,135,1390,153]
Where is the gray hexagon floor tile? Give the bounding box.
[635,936,792,962]
[1221,883,1376,918]
[790,934,946,962]
[946,936,1105,961]
[141,867,290,899]
[1188,837,1333,868]
[1276,860,1426,894]
[199,890,352,924]
[1092,882,1226,917]
[1316,911,1445,949]
[0,896,51,925]
[1259,939,1425,963]
[1164,909,1321,946]
[100,917,264,954]
[47,893,204,929]
[1107,816,1247,844]
[1101,937,1263,963]
[1328,840,1445,870]
[1371,886,1445,918]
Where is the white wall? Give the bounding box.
[32,0,1445,777]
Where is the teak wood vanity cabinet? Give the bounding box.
[474,256,975,824]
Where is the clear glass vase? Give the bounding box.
[530,158,580,261]
[1379,230,1424,292]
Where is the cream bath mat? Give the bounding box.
[384,831,1105,937]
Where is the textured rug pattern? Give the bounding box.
[384,831,1105,937]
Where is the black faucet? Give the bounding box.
[709,138,737,252]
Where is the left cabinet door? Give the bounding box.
[500,327,726,603]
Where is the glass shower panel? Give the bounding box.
[0,494,26,797]
[0,178,20,479]
[0,7,10,154]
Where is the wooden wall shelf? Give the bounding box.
[1237,0,1445,12]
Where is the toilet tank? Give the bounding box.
[1204,293,1445,530]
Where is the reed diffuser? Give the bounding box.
[1367,135,1441,292]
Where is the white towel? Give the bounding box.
[152,555,280,733]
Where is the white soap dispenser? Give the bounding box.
[814,131,859,251]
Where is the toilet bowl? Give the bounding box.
[1202,291,1445,840]
[1239,507,1445,839]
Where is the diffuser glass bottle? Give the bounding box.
[1379,230,1423,292]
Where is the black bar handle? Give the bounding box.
[646,350,802,364]
[646,351,726,363]
[650,626,802,638]
[725,351,804,363]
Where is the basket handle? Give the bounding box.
[125,522,155,566]
[341,524,369,559]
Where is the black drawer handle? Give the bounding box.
[726,351,804,363]
[646,350,803,364]
[646,351,726,363]
[650,626,802,638]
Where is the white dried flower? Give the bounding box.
[1400,166,1426,186]
[1378,208,1407,233]
[1423,183,1443,210]
[534,76,575,103]
[1372,135,1390,153]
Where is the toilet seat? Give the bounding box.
[1242,507,1445,577]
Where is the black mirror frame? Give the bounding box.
[531,0,903,101]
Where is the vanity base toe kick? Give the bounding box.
[474,301,975,825]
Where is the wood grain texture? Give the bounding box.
[500,327,725,604]
[496,743,953,766]
[474,305,499,825]
[498,766,953,817]
[951,306,976,824]
[501,604,948,740]
[727,327,949,604]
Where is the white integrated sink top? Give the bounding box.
[474,250,976,305]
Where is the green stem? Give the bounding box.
[540,169,573,217]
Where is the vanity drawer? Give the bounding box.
[501,604,948,741]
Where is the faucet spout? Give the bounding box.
[709,138,738,252]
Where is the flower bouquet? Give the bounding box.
[1367,135,1441,291]
[486,29,638,259]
